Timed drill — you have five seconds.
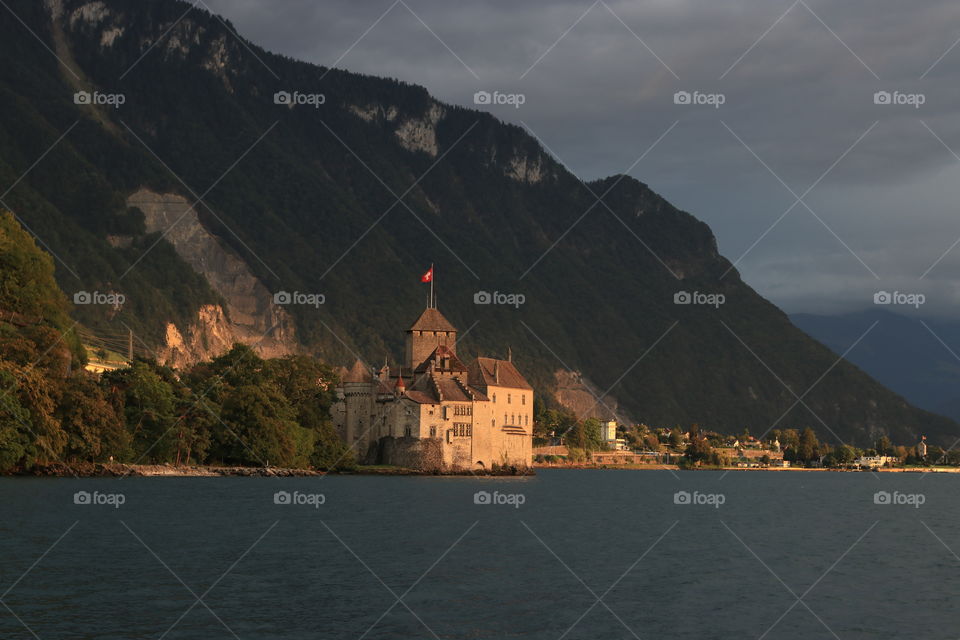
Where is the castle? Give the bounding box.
[332,304,533,471]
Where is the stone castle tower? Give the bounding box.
[405,306,458,369]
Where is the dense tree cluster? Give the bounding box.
[0,212,352,473]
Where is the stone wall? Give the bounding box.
[373,436,445,472]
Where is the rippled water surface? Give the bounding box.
[1,469,957,639]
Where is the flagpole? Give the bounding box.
[430,262,434,308]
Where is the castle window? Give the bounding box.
[491,419,495,427]
[508,394,511,404]
[493,393,497,403]
[522,395,526,406]
[504,413,507,424]
[430,426,436,437]
[404,427,412,437]
[525,415,529,426]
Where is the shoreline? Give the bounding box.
[9,463,535,478]
[7,462,958,477]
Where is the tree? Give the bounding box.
[0,360,65,467]
[643,433,661,452]
[269,355,338,429]
[57,373,130,462]
[566,417,604,452]
[875,435,893,456]
[105,361,177,462]
[0,211,71,326]
[669,427,684,449]
[795,428,820,464]
[217,383,305,467]
[833,444,856,466]
[0,367,33,471]
[780,429,800,452]
[684,433,713,465]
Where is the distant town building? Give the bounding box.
[853,455,898,469]
[333,304,532,471]
[918,436,928,460]
[601,420,629,451]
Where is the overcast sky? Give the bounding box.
[205,0,960,317]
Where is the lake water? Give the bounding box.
[0,469,957,639]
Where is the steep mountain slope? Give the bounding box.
[793,310,960,422]
[1,0,956,445]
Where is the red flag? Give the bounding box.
[421,266,433,283]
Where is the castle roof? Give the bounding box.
[343,358,373,383]
[408,307,457,333]
[403,390,437,404]
[414,345,468,373]
[468,357,533,390]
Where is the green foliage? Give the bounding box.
[57,372,131,462]
[564,417,605,452]
[684,433,713,465]
[104,361,177,462]
[0,211,70,325]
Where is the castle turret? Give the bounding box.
[405,307,458,370]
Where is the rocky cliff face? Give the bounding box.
[554,370,623,422]
[127,188,297,367]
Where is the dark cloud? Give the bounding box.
[205,0,960,316]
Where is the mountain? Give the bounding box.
[792,309,960,422]
[0,0,955,446]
